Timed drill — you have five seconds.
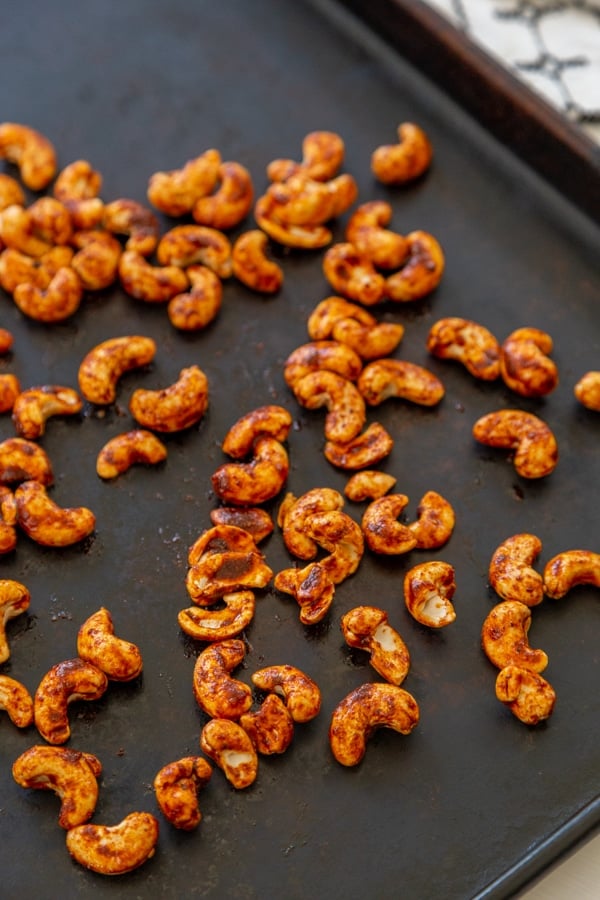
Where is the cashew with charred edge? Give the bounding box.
[427,317,501,381]
[267,130,345,183]
[66,811,159,875]
[251,664,321,722]
[254,193,333,249]
[192,160,254,230]
[322,242,386,306]
[239,694,295,755]
[371,122,433,185]
[178,591,256,641]
[156,224,233,278]
[53,159,104,230]
[307,296,405,361]
[574,371,600,411]
[147,149,221,216]
[0,578,30,663]
[12,385,82,439]
[103,198,160,256]
[489,533,544,607]
[0,674,34,726]
[481,600,548,672]
[341,606,411,685]
[0,436,53,486]
[543,549,600,599]
[291,369,366,444]
[210,507,274,544]
[77,607,143,681]
[96,429,167,479]
[15,480,96,546]
[284,340,363,390]
[324,421,394,471]
[472,409,558,479]
[129,365,209,433]
[407,490,456,550]
[118,250,189,303]
[346,201,408,269]
[192,639,252,720]
[361,494,416,555]
[211,436,290,506]
[153,756,213,830]
[200,718,258,789]
[344,470,397,501]
[78,335,156,405]
[232,229,284,294]
[71,229,122,290]
[0,122,57,190]
[0,373,20,413]
[168,264,223,332]
[274,562,336,625]
[34,658,108,744]
[404,560,457,627]
[188,523,262,563]
[12,745,102,829]
[385,231,445,302]
[495,665,556,725]
[500,327,558,397]
[13,267,83,323]
[329,682,420,767]
[358,358,445,407]
[186,545,272,605]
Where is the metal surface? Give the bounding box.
[0,1,598,898]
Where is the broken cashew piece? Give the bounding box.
[488,533,544,606]
[15,480,95,546]
[574,371,600,411]
[77,607,143,681]
[385,231,445,302]
[239,694,295,755]
[66,811,159,875]
[232,229,283,294]
[481,600,548,672]
[344,470,397,501]
[0,122,57,190]
[324,421,394,471]
[192,639,253,720]
[200,717,258,789]
[406,490,456,550]
[178,591,256,641]
[427,317,501,381]
[0,436,53,486]
[495,665,556,725]
[341,606,411,685]
[34,657,109,744]
[0,674,34,726]
[78,335,156,405]
[129,365,209,432]
[251,664,321,722]
[361,494,417,555]
[322,242,386,306]
[371,122,433,185]
[500,327,558,397]
[12,385,82,439]
[153,756,213,830]
[209,506,274,544]
[358,358,444,407]
[472,409,558,479]
[543,549,600,599]
[404,560,457,627]
[0,578,31,663]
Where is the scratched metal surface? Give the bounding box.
[0,1,599,898]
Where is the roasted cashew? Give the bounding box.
[0,204,52,257]
[254,193,332,249]
[278,487,345,560]
[192,160,254,230]
[232,229,283,294]
[329,682,420,767]
[103,198,159,256]
[186,544,272,605]
[178,591,256,641]
[274,562,336,625]
[543,549,600,599]
[66,811,159,875]
[0,578,30,663]
[358,358,444,407]
[291,369,366,443]
[488,533,544,606]
[156,224,232,278]
[15,480,95,546]
[222,405,293,458]
[78,335,156,405]
[0,244,74,294]
[500,327,559,397]
[361,494,416,555]
[34,657,109,744]
[0,674,34,726]
[266,171,357,227]
[371,122,433,185]
[192,639,252,719]
[385,231,445,302]
[0,436,53,486]
[251,664,321,722]
[324,421,394,471]
[346,201,409,269]
[153,756,213,831]
[0,373,20,413]
[472,409,558,479]
[239,694,295,755]
[147,149,222,216]
[13,266,83,323]
[267,131,345,182]
[0,172,25,210]
[209,506,274,543]
[495,665,556,725]
[481,600,548,672]
[404,560,457,627]
[0,485,17,555]
[168,264,223,331]
[427,317,501,381]
[96,429,167,479]
[70,229,122,290]
[305,509,364,585]
[12,745,102,829]
[118,250,189,303]
[53,159,104,230]
[406,490,456,550]
[0,326,14,353]
[199,718,258,789]
[0,122,57,190]
[28,196,73,245]
[188,523,261,564]
[307,296,405,360]
[12,385,82,439]
[322,242,386,306]
[77,607,143,681]
[344,470,397,501]
[129,365,209,432]
[283,340,363,390]
[574,371,600,411]
[211,436,290,506]
[341,606,411,685]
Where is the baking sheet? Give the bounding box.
[0,1,599,898]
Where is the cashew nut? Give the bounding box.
[232,229,283,294]
[0,122,57,190]
[329,682,420,766]
[344,470,397,501]
[222,405,293,458]
[167,264,223,332]
[147,149,221,216]
[358,358,445,407]
[324,421,394,471]
[209,506,274,544]
[495,665,556,725]
[427,317,501,380]
[15,480,95,546]
[118,250,189,303]
[500,327,559,397]
[322,242,386,306]
[267,131,345,183]
[178,591,256,641]
[129,365,209,432]
[12,745,102,829]
[66,811,159,875]
[0,373,20,413]
[0,204,53,257]
[278,487,345,560]
[346,200,409,269]
[543,549,600,599]
[70,229,122,291]
[188,523,261,564]
[266,171,357,227]
[103,198,160,256]
[488,533,544,606]
[307,296,405,361]
[153,756,213,830]
[385,231,445,302]
[341,606,411,685]
[13,267,83,323]
[574,371,600,411]
[284,340,363,391]
[0,436,53,486]
[211,436,290,506]
[361,494,416,555]
[305,509,365,584]
[192,639,252,719]
[0,244,73,294]
[251,664,321,722]
[404,560,457,627]
[0,578,30,663]
[274,562,336,625]
[254,193,332,249]
[0,172,25,210]
[96,429,167,480]
[156,224,232,278]
[0,674,34,726]
[406,490,456,550]
[53,159,104,230]
[371,122,433,185]
[199,718,258,789]
[77,607,143,681]
[239,694,295,755]
[291,369,366,443]
[186,541,272,605]
[28,196,73,245]
[78,335,156,405]
[0,487,17,554]
[192,160,254,230]
[472,409,558,479]
[34,657,109,744]
[12,385,82,439]
[481,600,548,672]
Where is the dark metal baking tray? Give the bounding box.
[0,1,598,898]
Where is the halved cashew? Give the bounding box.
[488,533,544,606]
[543,549,600,599]
[239,694,295,755]
[96,429,167,479]
[254,193,332,249]
[103,198,160,256]
[329,682,420,767]
[168,264,223,332]
[192,160,254,230]
[251,664,321,722]
[209,507,274,544]
[267,130,345,182]
[77,607,143,681]
[129,365,209,433]
[0,578,30,663]
[500,327,558,397]
[15,480,96,546]
[358,358,444,406]
[495,665,556,725]
[66,811,159,875]
[0,485,17,555]
[344,470,397,501]
[34,657,109,744]
[188,523,262,564]
[222,405,293,458]
[427,317,501,381]
[0,122,57,190]
[0,204,53,257]
[306,510,364,584]
[118,250,189,303]
[186,547,272,605]
[178,591,256,641]
[574,371,600,411]
[28,196,73,245]
[0,172,25,210]
[12,385,82,439]
[346,201,408,269]
[274,562,336,625]
[0,436,53,486]
[232,229,283,294]
[361,494,416,555]
[192,639,252,719]
[324,421,394,470]
[13,267,83,323]
[322,242,386,306]
[481,600,548,672]
[12,745,102,829]
[284,340,363,390]
[153,756,213,830]
[78,335,156,405]
[156,224,232,278]
[266,172,357,226]
[70,229,122,290]
[385,231,445,302]
[199,718,258,789]
[406,490,456,550]
[291,370,366,443]
[278,487,345,560]
[341,606,411,685]
[211,436,290,506]
[404,561,457,627]
[0,373,20,413]
[472,409,558,479]
[371,122,433,185]
[0,326,14,353]
[0,674,34,726]
[53,159,104,230]
[147,149,222,216]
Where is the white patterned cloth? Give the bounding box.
[422,0,600,144]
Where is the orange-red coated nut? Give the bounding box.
[96,430,167,479]
[192,639,252,720]
[12,385,82,439]
[543,549,600,599]
[153,756,213,831]
[574,371,600,411]
[344,470,397,501]
[156,224,232,278]
[358,358,444,406]
[0,674,34,726]
[251,664,321,722]
[346,201,408,269]
[13,267,83,323]
[361,493,416,556]
[267,131,345,183]
[77,607,143,681]
[178,591,256,642]
[78,335,156,405]
[103,198,159,256]
[232,229,283,294]
[118,250,188,303]
[199,718,258,789]
[284,340,363,389]
[427,317,501,380]
[0,578,30,663]
[406,490,455,550]
[192,160,254,230]
[0,122,57,190]
[341,606,411,685]
[385,230,445,302]
[0,436,53,486]
[324,422,394,471]
[404,560,457,628]
[239,694,295,755]
[147,149,221,216]
[488,533,544,606]
[291,369,366,443]
[481,600,548,672]
[168,264,223,331]
[322,242,386,306]
[500,327,558,397]
[34,658,108,744]
[129,365,209,432]
[495,665,556,725]
[15,480,95,546]
[371,122,432,185]
[472,409,558,479]
[211,436,290,506]
[0,374,20,413]
[66,812,159,875]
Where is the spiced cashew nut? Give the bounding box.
[291,369,366,443]
[178,591,256,641]
[0,674,34,726]
[427,317,501,381]
[147,149,221,216]
[251,664,321,722]
[324,421,394,471]
[543,550,600,599]
[211,436,290,506]
[78,335,156,405]
[322,242,386,306]
[495,665,556,725]
[307,296,404,361]
[345,201,408,270]
[500,327,558,397]
[574,371,600,411]
[34,657,109,744]
[341,606,411,685]
[199,718,258,789]
[192,639,252,720]
[488,533,544,606]
[0,436,53,486]
[232,229,283,294]
[371,122,433,185]
[77,607,143,681]
[362,494,416,556]
[15,480,96,546]
[358,358,445,407]
[0,578,31,663]
[129,365,209,432]
[472,409,558,479]
[153,756,213,830]
[481,600,548,672]
[385,231,445,302]
[239,694,295,755]
[12,385,82,439]
[66,812,159,875]
[404,561,457,628]
[0,122,57,190]
[96,430,167,479]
